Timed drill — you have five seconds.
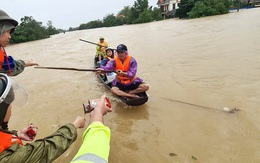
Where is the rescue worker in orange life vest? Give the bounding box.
[0,73,86,162]
[0,10,38,76]
[97,44,149,98]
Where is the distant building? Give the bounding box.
[236,0,260,7]
[250,0,260,7]
[157,0,181,19]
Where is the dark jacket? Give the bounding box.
[0,59,26,76]
[0,123,77,163]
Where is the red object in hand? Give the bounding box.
[26,126,38,139]
[105,97,111,108]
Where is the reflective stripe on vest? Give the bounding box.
[0,131,23,153]
[115,55,136,85]
[72,153,107,163]
[0,49,4,69]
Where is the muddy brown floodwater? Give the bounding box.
[7,8,260,163]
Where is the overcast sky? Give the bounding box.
[2,0,158,29]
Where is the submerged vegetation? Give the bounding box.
[175,0,231,19]
[175,0,254,19]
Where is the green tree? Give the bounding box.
[215,2,228,14]
[188,0,230,18]
[74,0,162,30]
[118,6,131,17]
[188,1,215,18]
[115,16,126,25]
[103,14,119,27]
[175,0,196,18]
[127,7,139,24]
[11,16,49,43]
[134,0,149,13]
[10,27,27,44]
[79,20,103,30]
[127,0,155,24]
[68,27,79,31]
[151,7,163,21]
[117,6,131,24]
[232,0,241,9]
[47,20,59,35]
[136,9,153,23]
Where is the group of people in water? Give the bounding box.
[95,37,150,98]
[0,8,150,162]
[0,10,112,163]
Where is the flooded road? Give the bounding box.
[7,8,260,163]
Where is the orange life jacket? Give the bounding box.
[0,47,12,75]
[115,55,137,84]
[105,56,113,60]
[0,49,4,69]
[0,131,23,153]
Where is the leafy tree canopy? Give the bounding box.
[188,0,230,18]
[11,16,60,44]
[175,0,231,19]
[11,0,162,43]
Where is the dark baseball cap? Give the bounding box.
[116,44,127,52]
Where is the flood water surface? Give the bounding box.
[8,8,260,163]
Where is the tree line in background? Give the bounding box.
[11,0,162,44]
[175,0,231,18]
[70,0,162,31]
[174,0,253,19]
[10,16,63,44]
[10,0,250,44]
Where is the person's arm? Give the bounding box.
[23,60,38,67]
[16,116,85,142]
[96,59,115,74]
[100,58,108,66]
[72,116,86,129]
[101,59,115,71]
[127,57,137,78]
[0,59,38,76]
[89,95,112,124]
[71,95,112,163]
[5,116,86,163]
